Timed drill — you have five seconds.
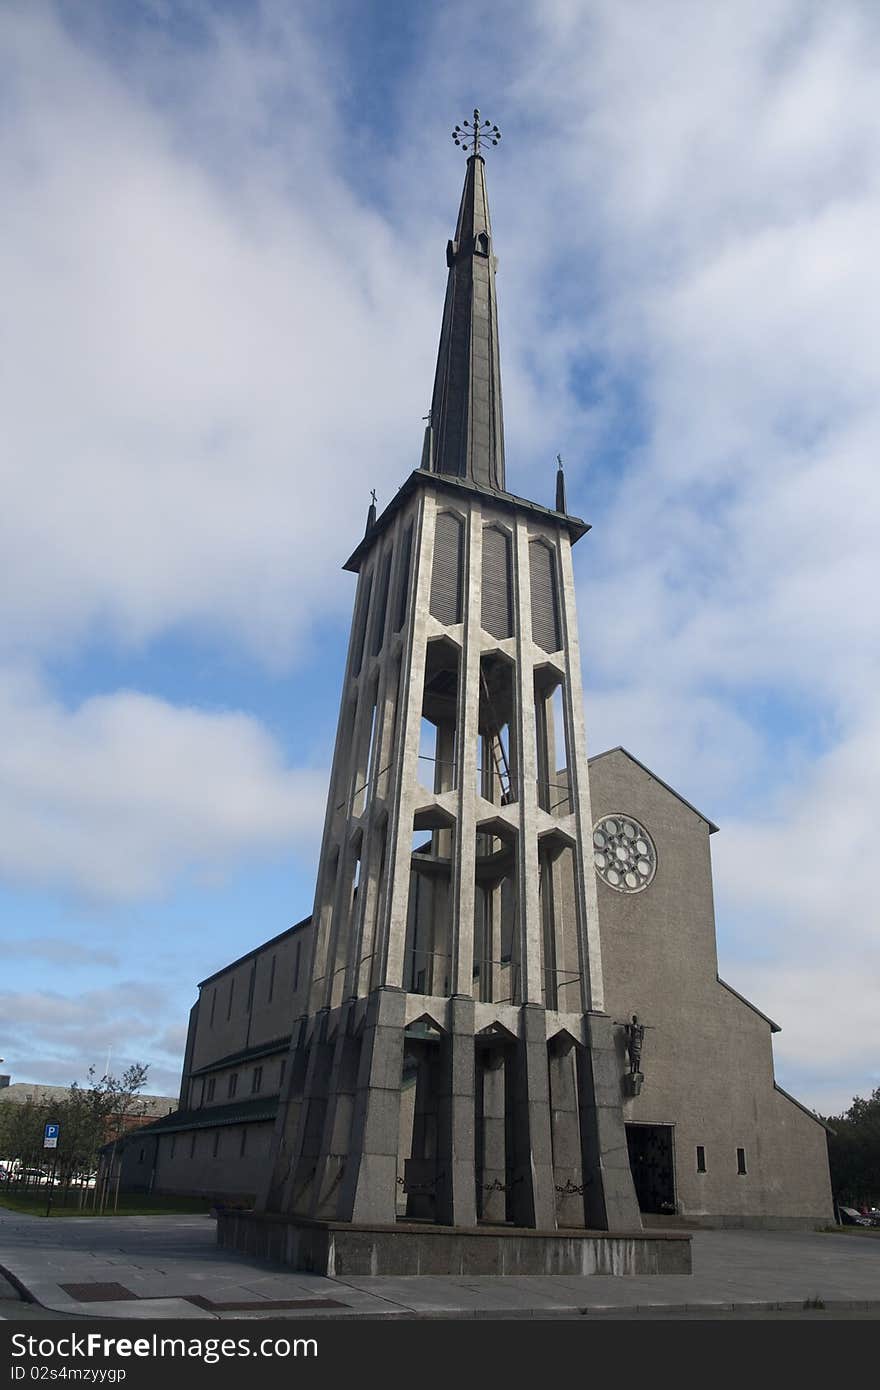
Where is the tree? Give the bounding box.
[0,1064,151,1197]
[822,1087,880,1208]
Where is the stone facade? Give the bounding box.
[588,747,833,1228]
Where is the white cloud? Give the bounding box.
[4,937,119,967]
[1,0,878,1113]
[0,980,183,1097]
[0,666,325,901]
[0,2,441,666]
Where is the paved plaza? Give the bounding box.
[0,1208,878,1320]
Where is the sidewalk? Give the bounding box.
[0,1208,878,1320]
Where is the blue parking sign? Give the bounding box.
[43,1123,59,1149]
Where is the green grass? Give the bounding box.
[0,1190,215,1218]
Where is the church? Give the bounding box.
[111,115,833,1248]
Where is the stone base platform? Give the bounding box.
[217,1211,691,1277]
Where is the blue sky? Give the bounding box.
[1,0,877,1115]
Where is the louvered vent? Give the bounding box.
[371,549,392,655]
[394,522,413,632]
[529,541,561,652]
[430,512,463,624]
[481,525,512,637]
[352,572,372,676]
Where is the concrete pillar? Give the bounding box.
[510,1004,556,1229]
[436,995,477,1227]
[338,987,406,1224]
[548,1033,586,1228]
[477,1047,507,1223]
[578,1013,641,1230]
[310,1002,361,1219]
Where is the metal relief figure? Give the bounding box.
[616,1014,650,1095]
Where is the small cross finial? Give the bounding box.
[557,453,564,470]
[452,107,502,157]
[370,488,377,507]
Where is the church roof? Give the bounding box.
[344,468,589,573]
[589,746,719,833]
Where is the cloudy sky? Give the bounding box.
[1,0,877,1116]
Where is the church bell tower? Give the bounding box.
[260,113,641,1234]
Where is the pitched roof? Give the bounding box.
[110,1094,279,1143]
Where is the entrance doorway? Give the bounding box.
[625,1123,676,1215]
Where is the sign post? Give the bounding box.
[43,1123,59,1217]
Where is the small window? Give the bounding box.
[279,1058,286,1087]
[737,1147,747,1175]
[251,1066,263,1094]
[293,940,302,992]
[246,961,256,1013]
[239,1129,248,1158]
[206,1078,216,1102]
[267,953,277,1004]
[696,1146,706,1173]
[212,1132,220,1159]
[189,1133,196,1159]
[138,1148,145,1165]
[228,1072,238,1099]
[209,987,217,1027]
[170,1136,176,1159]
[227,977,235,1021]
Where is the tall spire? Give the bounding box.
[428,112,505,491]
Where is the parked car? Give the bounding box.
[838,1205,872,1227]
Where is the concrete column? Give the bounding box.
[578,1013,641,1230]
[279,1009,335,1217]
[510,1004,556,1229]
[512,516,542,1005]
[381,496,436,989]
[436,995,477,1227]
[452,506,481,996]
[310,1002,361,1219]
[338,987,406,1224]
[548,1033,586,1228]
[556,533,605,1013]
[477,1047,507,1223]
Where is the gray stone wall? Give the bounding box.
[186,921,312,1090]
[588,748,833,1226]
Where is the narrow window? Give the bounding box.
[696,1145,706,1173]
[138,1148,145,1164]
[279,1058,287,1088]
[240,1129,248,1158]
[209,987,217,1027]
[189,1133,196,1159]
[212,1132,220,1159]
[737,1147,747,1175]
[251,1066,263,1094]
[293,940,302,992]
[206,1078,216,1102]
[228,1072,238,1099]
[246,961,256,1013]
[227,977,235,1021]
[170,1136,176,1159]
[267,953,277,1004]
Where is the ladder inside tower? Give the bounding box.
[480,668,513,805]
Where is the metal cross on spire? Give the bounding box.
[452,108,501,157]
